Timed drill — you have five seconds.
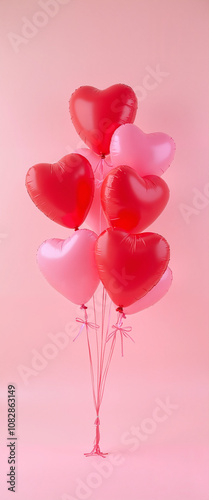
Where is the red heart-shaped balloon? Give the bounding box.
[101,166,170,233]
[26,154,94,229]
[69,85,137,156]
[95,228,170,307]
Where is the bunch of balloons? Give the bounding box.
[25,84,175,456]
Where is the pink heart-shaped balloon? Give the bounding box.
[110,124,176,176]
[37,229,100,305]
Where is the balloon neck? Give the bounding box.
[116,306,124,313]
[101,153,105,159]
[74,226,79,231]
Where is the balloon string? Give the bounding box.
[93,294,99,398]
[74,305,99,412]
[94,157,112,188]
[85,295,133,456]
[73,305,99,342]
[96,287,106,412]
[94,158,104,188]
[93,157,104,234]
[93,158,102,175]
[100,289,109,384]
[85,291,112,457]
[84,413,107,457]
[93,292,115,416]
[77,301,134,457]
[99,334,116,406]
[97,297,112,408]
[85,307,97,411]
[87,292,115,449]
[106,311,134,357]
[102,157,112,168]
[94,156,112,233]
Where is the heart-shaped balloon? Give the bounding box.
[124,267,173,314]
[26,154,94,229]
[101,165,169,233]
[95,229,170,307]
[69,85,138,156]
[110,124,176,176]
[76,147,112,233]
[37,229,100,305]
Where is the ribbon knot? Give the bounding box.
[94,416,100,425]
[106,313,134,356]
[73,316,100,342]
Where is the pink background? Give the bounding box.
[0,0,209,499]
